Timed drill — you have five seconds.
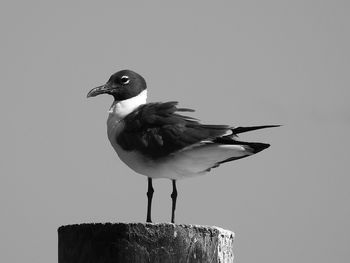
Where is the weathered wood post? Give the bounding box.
[58,223,234,262]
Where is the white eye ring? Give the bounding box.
[120,75,130,85]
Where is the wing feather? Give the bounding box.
[117,102,230,158]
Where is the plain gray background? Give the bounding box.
[1,1,349,262]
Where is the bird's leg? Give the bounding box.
[171,180,177,223]
[146,177,154,223]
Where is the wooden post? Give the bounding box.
[58,223,234,263]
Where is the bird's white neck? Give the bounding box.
[108,89,147,122]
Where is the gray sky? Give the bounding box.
[1,1,349,262]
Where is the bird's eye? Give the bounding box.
[120,76,130,85]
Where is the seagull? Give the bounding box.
[87,69,279,223]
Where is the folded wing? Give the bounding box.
[117,102,231,158]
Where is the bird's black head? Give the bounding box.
[87,70,147,101]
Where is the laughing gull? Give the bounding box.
[87,69,279,223]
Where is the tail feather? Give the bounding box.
[214,141,270,166]
[244,142,270,153]
[231,125,281,135]
[199,125,279,171]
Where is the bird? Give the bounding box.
[87,69,279,224]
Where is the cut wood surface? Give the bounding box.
[58,223,234,263]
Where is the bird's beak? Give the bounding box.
[87,84,111,98]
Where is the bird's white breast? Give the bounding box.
[107,115,186,180]
[107,118,151,175]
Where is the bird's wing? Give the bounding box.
[116,101,231,159]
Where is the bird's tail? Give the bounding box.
[214,141,270,166]
[242,141,271,153]
[231,125,281,135]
